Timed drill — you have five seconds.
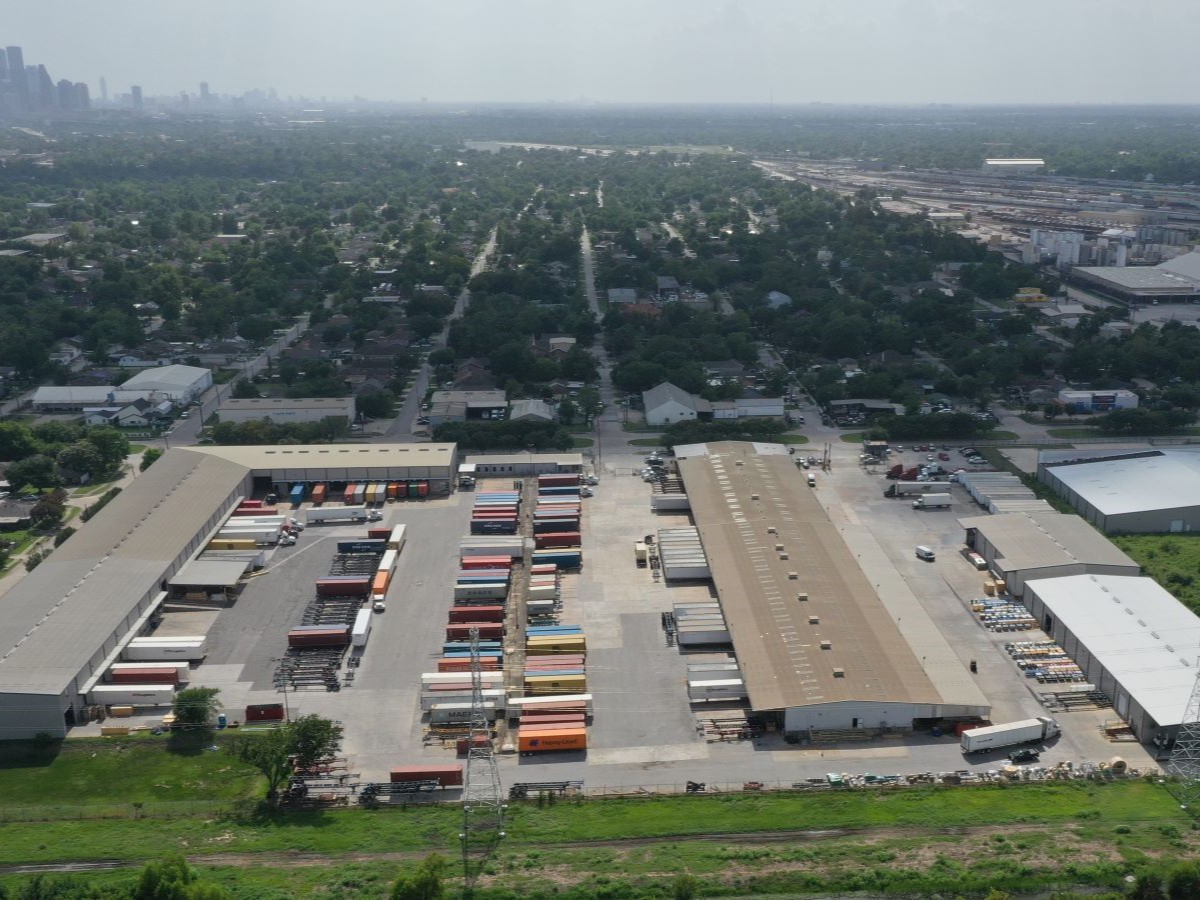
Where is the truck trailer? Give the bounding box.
[305,506,370,524]
[885,481,952,498]
[912,493,953,509]
[960,716,1060,754]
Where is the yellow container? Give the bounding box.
[982,580,996,597]
[108,706,134,718]
[523,674,587,695]
[208,538,257,551]
[994,579,1007,593]
[100,726,131,736]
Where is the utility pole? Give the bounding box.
[460,626,504,889]
[1167,662,1200,809]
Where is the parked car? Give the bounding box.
[938,452,950,461]
[1008,748,1040,764]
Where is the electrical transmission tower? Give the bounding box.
[1167,663,1200,809]
[460,626,504,887]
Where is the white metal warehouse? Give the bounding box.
[1038,448,1200,534]
[958,510,1140,596]
[217,396,356,424]
[675,441,989,737]
[1022,574,1200,747]
[0,443,457,739]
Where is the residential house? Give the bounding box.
[509,399,556,422]
[606,288,638,305]
[532,335,576,360]
[454,359,497,391]
[765,290,793,309]
[83,397,158,428]
[656,276,680,300]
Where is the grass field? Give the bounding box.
[1112,534,1200,614]
[0,774,1191,897]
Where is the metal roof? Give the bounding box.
[643,381,698,413]
[187,443,456,471]
[678,442,960,713]
[120,365,211,391]
[1025,574,1200,728]
[0,443,456,697]
[169,558,252,588]
[0,451,247,694]
[219,397,354,411]
[1074,265,1200,293]
[1042,449,1200,517]
[957,510,1139,572]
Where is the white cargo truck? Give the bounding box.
[912,493,953,510]
[960,716,1060,754]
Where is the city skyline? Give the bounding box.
[4,0,1200,106]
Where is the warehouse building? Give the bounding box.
[675,441,989,736]
[1070,251,1200,305]
[1038,448,1200,533]
[0,443,458,739]
[982,158,1045,176]
[958,510,1139,596]
[119,365,213,403]
[1022,574,1199,747]
[1057,389,1139,413]
[465,452,583,477]
[217,396,356,425]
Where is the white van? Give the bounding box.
[915,546,936,562]
[807,473,817,487]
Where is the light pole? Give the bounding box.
[271,657,292,722]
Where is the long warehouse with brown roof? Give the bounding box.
[0,444,458,740]
[675,441,989,735]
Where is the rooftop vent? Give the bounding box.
[775,543,785,552]
[832,668,845,678]
[820,640,832,650]
[808,615,820,625]
[788,572,799,580]
[796,592,809,602]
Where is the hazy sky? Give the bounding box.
[7,0,1199,105]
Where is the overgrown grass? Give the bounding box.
[628,437,665,446]
[778,434,809,445]
[1112,534,1200,614]
[0,734,263,814]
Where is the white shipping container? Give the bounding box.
[122,643,208,662]
[88,684,176,706]
[420,688,505,712]
[388,524,407,551]
[421,672,504,686]
[377,549,398,574]
[305,506,369,523]
[352,609,373,648]
[506,692,593,714]
[429,702,498,724]
[130,635,207,644]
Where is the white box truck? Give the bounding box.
[912,493,953,509]
[960,716,1060,754]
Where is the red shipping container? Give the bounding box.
[390,764,464,787]
[245,703,285,722]
[461,556,513,570]
[110,667,180,685]
[367,527,391,539]
[311,484,327,505]
[445,622,503,641]
[231,506,276,516]
[287,628,350,649]
[316,577,370,597]
[436,656,502,672]
[535,532,582,549]
[448,605,505,624]
[517,719,586,731]
[240,499,264,508]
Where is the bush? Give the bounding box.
[80,486,122,522]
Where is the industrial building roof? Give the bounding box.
[1025,574,1200,728]
[1041,449,1200,517]
[0,451,245,695]
[32,386,148,405]
[219,397,354,411]
[1076,266,1198,292]
[120,365,211,391]
[678,442,951,712]
[957,510,1139,573]
[169,558,253,589]
[187,443,457,471]
[0,443,458,696]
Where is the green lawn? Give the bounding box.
[1047,427,1100,439]
[839,432,865,443]
[779,434,809,445]
[571,437,594,448]
[1112,534,1200,615]
[628,437,665,447]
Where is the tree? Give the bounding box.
[231,379,261,399]
[0,422,39,461]
[7,454,59,491]
[172,687,220,730]
[357,389,396,419]
[1128,871,1166,900]
[558,398,579,425]
[30,489,67,529]
[140,448,164,471]
[1167,862,1200,900]
[229,714,343,804]
[55,441,105,483]
[83,427,131,473]
[390,854,447,900]
[134,853,230,899]
[672,873,700,900]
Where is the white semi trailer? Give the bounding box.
[960,717,1060,754]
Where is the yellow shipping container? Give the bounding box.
[523,674,587,695]
[108,706,134,718]
[982,580,996,597]
[994,579,1007,594]
[100,726,131,736]
[526,639,587,655]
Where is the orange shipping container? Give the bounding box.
[387,482,400,500]
[518,727,587,753]
[371,571,390,596]
[312,484,328,505]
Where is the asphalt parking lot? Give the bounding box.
[85,438,1160,789]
